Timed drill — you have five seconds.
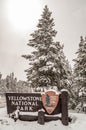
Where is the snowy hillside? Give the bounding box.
[0,107,86,130]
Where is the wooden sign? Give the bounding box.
[5,91,69,125]
[6,93,42,114]
[42,90,59,114]
[6,92,61,114]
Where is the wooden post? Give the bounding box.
[61,90,69,125]
[38,109,45,125]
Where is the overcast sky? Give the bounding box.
[0,0,86,80]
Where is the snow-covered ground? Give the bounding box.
[0,96,86,130]
[0,107,86,130]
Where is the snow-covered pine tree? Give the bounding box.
[6,72,17,92]
[0,72,2,93]
[0,72,2,81]
[0,73,7,94]
[22,5,72,91]
[73,36,86,111]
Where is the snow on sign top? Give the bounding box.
[42,90,59,114]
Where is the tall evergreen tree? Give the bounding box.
[0,73,7,94]
[6,72,17,92]
[23,6,72,91]
[0,72,2,93]
[73,36,86,110]
[0,72,2,80]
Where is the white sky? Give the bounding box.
[0,0,86,80]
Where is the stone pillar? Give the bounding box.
[61,90,69,125]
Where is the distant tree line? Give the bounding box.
[0,72,30,95]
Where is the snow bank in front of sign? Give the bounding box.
[0,107,86,130]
